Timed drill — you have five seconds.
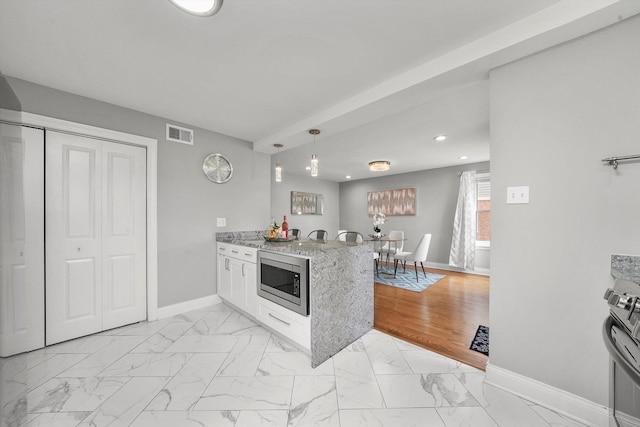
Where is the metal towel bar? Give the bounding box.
[601,154,640,169]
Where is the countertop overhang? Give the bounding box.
[217,236,371,256]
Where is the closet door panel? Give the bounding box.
[66,148,96,237]
[0,124,45,356]
[46,132,102,345]
[102,143,146,330]
[108,254,135,310]
[66,258,98,319]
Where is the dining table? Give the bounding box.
[365,235,406,277]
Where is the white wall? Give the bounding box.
[339,162,490,271]
[270,170,340,238]
[490,15,640,406]
[0,76,271,308]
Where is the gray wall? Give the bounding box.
[490,15,640,406]
[0,76,271,308]
[0,73,20,110]
[270,170,340,238]
[339,162,490,267]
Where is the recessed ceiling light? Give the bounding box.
[459,155,468,160]
[168,0,223,16]
[346,175,351,179]
[305,166,311,171]
[434,135,447,142]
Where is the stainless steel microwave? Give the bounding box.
[257,250,309,316]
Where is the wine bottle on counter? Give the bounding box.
[282,215,288,238]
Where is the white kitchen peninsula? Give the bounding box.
[216,231,374,367]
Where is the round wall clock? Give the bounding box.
[203,153,233,183]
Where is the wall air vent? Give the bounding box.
[166,124,194,145]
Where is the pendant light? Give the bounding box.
[309,129,320,177]
[274,143,283,182]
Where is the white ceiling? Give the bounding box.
[1,0,638,182]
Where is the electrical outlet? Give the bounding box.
[216,217,226,227]
[507,186,529,204]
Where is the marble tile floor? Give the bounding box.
[0,303,588,427]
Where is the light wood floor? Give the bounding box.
[374,264,490,371]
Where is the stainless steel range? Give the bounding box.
[603,278,640,427]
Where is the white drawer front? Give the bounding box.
[217,242,229,253]
[218,243,257,263]
[257,297,310,350]
[236,246,257,262]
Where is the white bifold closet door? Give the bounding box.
[46,131,147,345]
[0,124,45,357]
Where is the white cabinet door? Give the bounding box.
[0,124,45,356]
[228,256,244,309]
[243,262,257,317]
[217,254,231,300]
[46,132,146,345]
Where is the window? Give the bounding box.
[476,174,490,246]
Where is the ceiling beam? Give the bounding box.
[253,0,639,154]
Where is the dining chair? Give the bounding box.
[307,230,328,241]
[373,252,380,276]
[393,234,432,282]
[337,229,347,241]
[380,230,404,264]
[290,228,301,240]
[335,231,363,243]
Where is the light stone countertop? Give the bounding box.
[611,254,640,283]
[217,237,371,256]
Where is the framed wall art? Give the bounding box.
[367,187,416,216]
[291,191,324,215]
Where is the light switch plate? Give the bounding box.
[216,217,227,227]
[507,186,529,204]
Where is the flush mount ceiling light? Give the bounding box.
[168,0,223,16]
[368,161,391,172]
[309,129,320,177]
[274,144,283,183]
[434,135,447,142]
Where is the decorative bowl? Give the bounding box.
[263,236,294,242]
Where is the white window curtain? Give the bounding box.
[449,171,477,270]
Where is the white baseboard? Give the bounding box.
[156,294,222,320]
[425,261,490,276]
[485,363,609,427]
